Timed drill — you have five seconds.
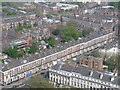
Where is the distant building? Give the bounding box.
[49,62,120,89]
[21,26,50,40]
[2,14,39,31]
[0,53,8,60]
[10,38,31,48]
[56,3,78,11]
[18,2,36,10]
[0,31,115,85]
[84,8,95,14]
[79,56,103,70]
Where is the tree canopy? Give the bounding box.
[3,46,25,58]
[47,37,56,47]
[29,43,38,54]
[52,26,82,42]
[66,19,78,27]
[108,2,120,9]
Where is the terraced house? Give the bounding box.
[49,62,120,89]
[0,30,116,85]
[2,13,43,31]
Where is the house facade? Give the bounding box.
[0,31,115,85]
[49,62,120,89]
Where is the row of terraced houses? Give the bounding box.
[0,31,116,86]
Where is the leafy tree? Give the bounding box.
[33,23,38,27]
[82,27,94,37]
[66,19,78,27]
[52,26,82,42]
[52,29,60,36]
[2,8,16,16]
[29,43,38,54]
[28,75,54,88]
[108,65,116,71]
[47,37,56,47]
[2,2,11,6]
[3,46,24,58]
[108,2,120,9]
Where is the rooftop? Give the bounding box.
[1,30,114,71]
[50,62,120,86]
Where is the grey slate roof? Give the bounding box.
[50,62,120,85]
[1,30,114,71]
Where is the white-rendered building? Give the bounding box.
[49,62,120,89]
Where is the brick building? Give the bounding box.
[0,31,115,85]
[79,56,103,70]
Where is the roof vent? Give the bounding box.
[115,73,117,76]
[100,73,103,79]
[111,77,114,81]
[90,71,93,76]
[23,60,27,63]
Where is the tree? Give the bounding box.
[66,19,78,27]
[28,75,54,88]
[3,46,25,58]
[47,37,56,47]
[108,2,120,9]
[29,43,38,54]
[108,65,116,71]
[52,29,60,36]
[82,27,94,37]
[52,26,82,42]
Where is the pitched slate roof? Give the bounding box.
[2,30,114,71]
[50,62,120,85]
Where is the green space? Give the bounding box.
[3,46,25,58]
[2,2,11,6]
[52,20,82,42]
[86,50,118,71]
[28,43,38,54]
[52,19,94,42]
[2,2,19,9]
[66,19,78,27]
[108,2,120,9]
[2,8,16,16]
[0,59,3,64]
[52,26,81,42]
[3,43,38,58]
[15,25,32,32]
[28,75,54,88]
[47,37,57,47]
[33,23,38,27]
